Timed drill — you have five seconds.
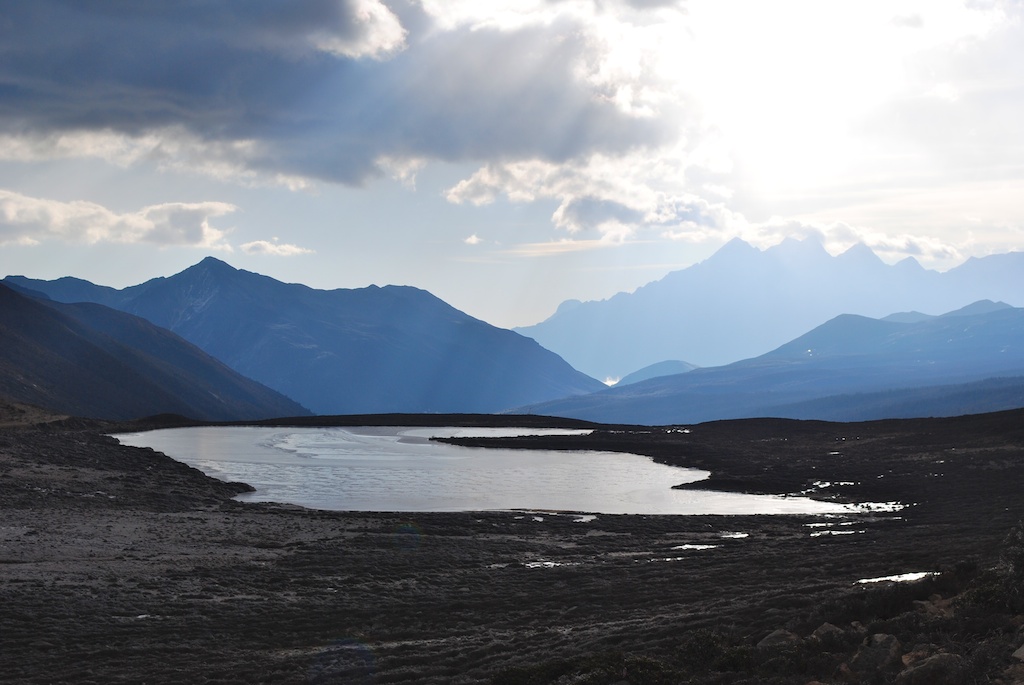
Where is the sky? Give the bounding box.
[1,0,1023,329]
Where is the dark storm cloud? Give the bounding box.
[0,1,674,185]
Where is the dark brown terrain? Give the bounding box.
[2,402,1024,684]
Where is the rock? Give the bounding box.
[1001,662,1024,684]
[849,633,902,675]
[913,595,953,618]
[810,622,845,643]
[1014,643,1024,662]
[902,643,940,667]
[757,628,802,649]
[894,652,964,685]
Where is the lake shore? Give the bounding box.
[2,409,1024,683]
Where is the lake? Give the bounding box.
[115,426,853,515]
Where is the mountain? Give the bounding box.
[882,300,1013,323]
[0,283,309,421]
[616,360,698,386]
[514,238,1024,379]
[6,258,604,414]
[519,303,1024,424]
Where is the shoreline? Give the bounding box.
[3,409,1024,682]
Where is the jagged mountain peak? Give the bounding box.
[895,255,925,271]
[837,242,884,265]
[516,239,1024,379]
[766,235,831,258]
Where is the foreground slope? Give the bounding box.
[516,238,1024,379]
[7,258,604,414]
[0,284,308,421]
[522,303,1024,424]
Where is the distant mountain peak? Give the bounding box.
[700,237,758,266]
[895,255,925,271]
[192,256,237,273]
[555,299,583,315]
[940,300,1014,318]
[837,242,884,265]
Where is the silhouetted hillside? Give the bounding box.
[0,284,309,421]
[7,258,603,414]
[520,303,1024,424]
[515,238,1024,379]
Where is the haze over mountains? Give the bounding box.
[521,301,1024,424]
[515,238,1024,381]
[6,258,603,415]
[3,242,1024,425]
[0,283,306,421]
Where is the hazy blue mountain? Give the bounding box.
[519,303,1024,424]
[515,238,1024,379]
[616,360,698,387]
[6,258,603,414]
[0,283,309,421]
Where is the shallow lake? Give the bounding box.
[116,426,852,515]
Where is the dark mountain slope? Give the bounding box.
[520,304,1024,424]
[0,283,308,421]
[7,258,604,414]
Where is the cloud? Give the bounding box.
[891,14,924,28]
[731,218,965,267]
[504,239,616,257]
[464,234,482,245]
[446,148,730,242]
[240,240,314,256]
[0,1,674,187]
[0,190,234,248]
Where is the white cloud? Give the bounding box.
[307,0,407,59]
[0,0,1022,273]
[504,239,619,257]
[240,240,314,256]
[464,234,482,245]
[0,190,234,248]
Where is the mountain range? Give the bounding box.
[520,301,1024,424]
[0,283,307,421]
[5,258,604,415]
[515,238,1024,380]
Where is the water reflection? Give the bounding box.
[116,426,857,516]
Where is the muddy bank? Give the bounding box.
[2,410,1024,683]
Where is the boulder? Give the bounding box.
[902,643,940,667]
[810,622,845,643]
[1013,643,1024,661]
[894,652,964,685]
[913,595,953,618]
[756,629,802,649]
[848,633,902,676]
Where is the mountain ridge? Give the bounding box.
[0,283,309,421]
[6,259,605,415]
[518,302,1024,424]
[514,239,1024,379]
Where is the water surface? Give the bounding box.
[117,426,852,515]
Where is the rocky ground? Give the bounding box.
[2,403,1024,683]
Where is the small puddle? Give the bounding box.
[857,572,934,584]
